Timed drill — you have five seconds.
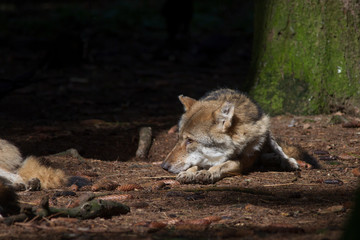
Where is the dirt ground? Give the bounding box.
[1,114,359,240]
[0,1,359,239]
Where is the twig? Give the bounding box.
[263,183,319,187]
[41,216,52,224]
[142,176,176,179]
[27,215,40,224]
[18,201,38,206]
[263,183,295,187]
[45,211,66,219]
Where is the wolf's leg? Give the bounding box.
[268,135,299,171]
[176,166,199,183]
[177,160,241,184]
[205,160,241,183]
[0,168,25,186]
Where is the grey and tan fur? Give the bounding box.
[161,89,317,184]
[0,139,67,189]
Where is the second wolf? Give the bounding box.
[0,139,68,215]
[161,89,318,184]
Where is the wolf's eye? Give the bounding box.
[185,138,193,146]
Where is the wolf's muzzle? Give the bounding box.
[161,161,170,170]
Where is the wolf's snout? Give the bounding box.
[161,161,170,170]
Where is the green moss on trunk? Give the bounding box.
[251,0,360,115]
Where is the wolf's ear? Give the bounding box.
[179,95,197,111]
[215,101,235,131]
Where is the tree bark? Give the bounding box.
[251,0,360,115]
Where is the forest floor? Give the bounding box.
[0,1,359,239]
[0,114,359,240]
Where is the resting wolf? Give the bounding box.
[161,89,318,184]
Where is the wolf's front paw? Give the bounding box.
[194,170,214,184]
[176,171,196,184]
[194,170,221,184]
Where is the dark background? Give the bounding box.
[0,0,254,159]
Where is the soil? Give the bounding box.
[0,2,359,239]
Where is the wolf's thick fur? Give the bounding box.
[161,89,318,184]
[0,139,67,189]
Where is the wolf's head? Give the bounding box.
[161,95,237,173]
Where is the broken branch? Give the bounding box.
[136,127,152,158]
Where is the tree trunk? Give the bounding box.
[251,0,360,115]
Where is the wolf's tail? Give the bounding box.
[18,156,68,189]
[280,142,320,169]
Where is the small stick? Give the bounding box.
[136,127,152,158]
[263,183,295,187]
[142,176,177,179]
[263,183,319,187]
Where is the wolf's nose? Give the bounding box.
[161,161,169,170]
